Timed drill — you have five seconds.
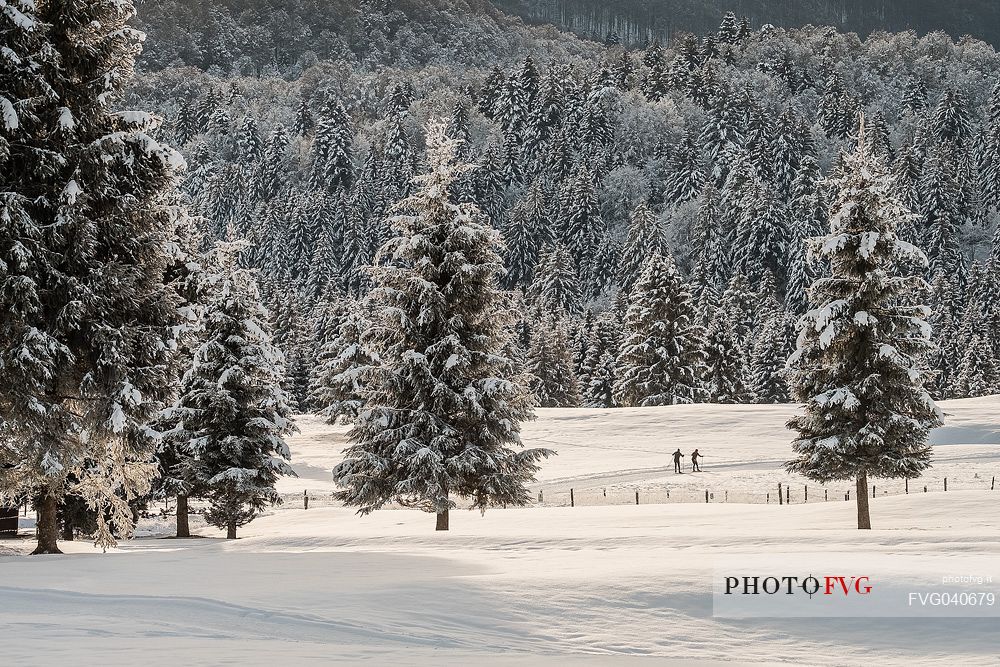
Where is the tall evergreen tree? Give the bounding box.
[527,315,581,408]
[749,307,795,403]
[702,311,751,404]
[733,177,789,286]
[534,243,582,315]
[618,202,667,291]
[332,121,550,531]
[309,302,377,424]
[164,242,296,540]
[786,118,942,530]
[310,102,354,192]
[663,131,705,205]
[0,0,186,554]
[614,254,707,407]
[558,164,603,269]
[294,97,314,136]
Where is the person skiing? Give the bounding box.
[672,449,684,474]
[691,449,701,472]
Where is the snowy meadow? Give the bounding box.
[4,397,999,665]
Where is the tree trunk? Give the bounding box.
[856,473,872,530]
[32,490,62,555]
[61,517,74,542]
[436,508,449,531]
[176,494,190,538]
[226,519,237,540]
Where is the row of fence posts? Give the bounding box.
[548,474,994,509]
[296,474,999,511]
[292,474,999,512]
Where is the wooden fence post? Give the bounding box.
[304,490,309,511]
[944,478,948,492]
[705,490,709,503]
[786,486,790,505]
[570,488,575,508]
[872,485,876,499]
[905,478,908,494]
[846,490,850,501]
[778,482,783,506]
[635,490,640,505]
[992,476,996,491]
[766,493,770,503]
[725,490,728,503]
[824,489,828,502]
[805,486,808,502]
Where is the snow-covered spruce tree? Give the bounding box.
[0,0,186,554]
[309,301,377,424]
[663,131,706,205]
[164,242,296,539]
[149,212,212,539]
[952,334,998,398]
[310,101,354,192]
[332,121,551,531]
[749,307,796,404]
[614,254,707,407]
[786,117,942,530]
[558,163,602,270]
[533,243,582,315]
[527,315,581,408]
[618,202,667,291]
[702,318,751,404]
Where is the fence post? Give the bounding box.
[778,482,783,506]
[824,489,828,502]
[846,490,850,501]
[944,478,948,492]
[538,490,543,503]
[905,478,908,494]
[993,476,996,491]
[766,493,770,503]
[725,490,728,503]
[570,488,575,508]
[705,490,709,503]
[304,490,309,510]
[805,486,808,502]
[635,490,640,506]
[872,485,876,499]
[786,486,790,505]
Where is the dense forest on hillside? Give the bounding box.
[494,1,1000,48]
[128,3,1000,415]
[133,0,581,73]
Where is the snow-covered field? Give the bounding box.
[3,397,999,665]
[280,395,1000,504]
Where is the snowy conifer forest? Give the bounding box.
[3,1,1000,663]
[128,1,1000,417]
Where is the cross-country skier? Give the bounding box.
[673,449,684,474]
[691,449,701,472]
